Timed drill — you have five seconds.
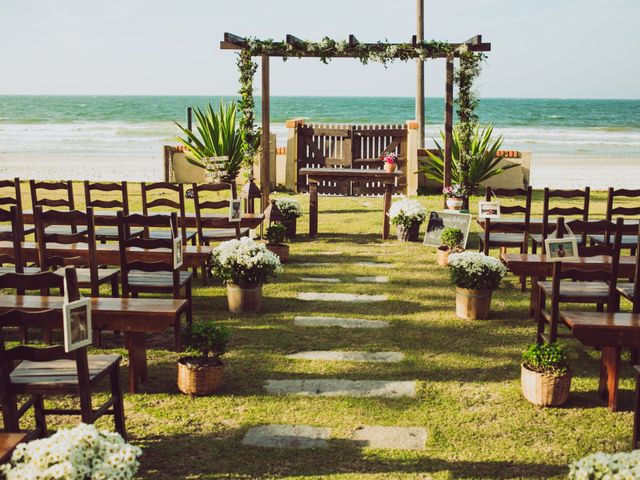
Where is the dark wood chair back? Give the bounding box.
[34,206,100,295]
[84,181,130,227]
[485,186,533,218]
[140,182,188,241]
[604,188,640,245]
[192,182,241,242]
[482,219,529,255]
[29,180,77,233]
[117,211,180,297]
[0,206,25,273]
[541,187,590,245]
[629,224,640,313]
[0,178,26,240]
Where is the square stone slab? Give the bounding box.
[287,351,404,363]
[297,292,388,302]
[264,379,416,398]
[355,262,393,268]
[293,316,390,329]
[349,426,427,450]
[297,262,334,267]
[355,276,389,283]
[242,425,331,449]
[301,277,341,283]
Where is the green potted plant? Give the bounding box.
[275,198,302,240]
[437,227,464,266]
[264,223,289,262]
[447,252,506,319]
[211,237,282,313]
[521,343,571,407]
[178,322,230,395]
[388,197,427,242]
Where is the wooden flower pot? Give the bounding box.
[283,219,297,240]
[384,163,397,173]
[437,247,451,266]
[226,283,262,313]
[446,197,464,210]
[396,222,421,242]
[455,287,492,319]
[177,358,224,395]
[521,364,571,407]
[266,243,289,263]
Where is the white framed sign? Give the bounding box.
[63,297,92,352]
[173,235,183,269]
[424,211,473,248]
[229,198,242,223]
[545,237,579,262]
[478,200,501,219]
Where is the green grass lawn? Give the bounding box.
[8,187,639,479]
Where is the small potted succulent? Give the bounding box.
[437,227,464,266]
[264,223,289,262]
[211,237,282,313]
[275,198,302,240]
[388,197,427,242]
[443,184,468,210]
[521,343,571,407]
[383,152,398,173]
[448,252,506,319]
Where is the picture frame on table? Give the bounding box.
[173,235,183,269]
[229,198,242,223]
[63,297,92,352]
[545,237,579,262]
[478,200,501,219]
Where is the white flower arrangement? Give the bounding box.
[275,198,302,220]
[388,197,427,228]
[1,423,141,480]
[211,237,283,287]
[569,450,640,479]
[448,252,507,290]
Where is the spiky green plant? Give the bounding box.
[175,101,253,183]
[419,124,515,195]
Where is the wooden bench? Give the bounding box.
[0,433,27,464]
[0,295,187,393]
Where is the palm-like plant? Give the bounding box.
[175,101,254,183]
[419,124,515,195]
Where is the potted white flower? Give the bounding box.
[569,450,640,479]
[275,198,302,240]
[447,252,506,319]
[443,184,468,210]
[0,423,141,479]
[211,237,282,313]
[521,343,571,407]
[388,197,427,242]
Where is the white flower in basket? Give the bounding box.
[275,198,302,220]
[388,197,427,228]
[211,237,283,287]
[569,450,640,479]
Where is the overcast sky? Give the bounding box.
[0,0,638,98]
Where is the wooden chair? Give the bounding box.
[0,206,39,275]
[531,187,591,253]
[590,188,640,253]
[0,178,32,239]
[536,217,624,344]
[29,180,81,236]
[140,182,197,244]
[0,268,126,440]
[84,181,143,243]
[117,211,192,350]
[634,365,640,448]
[615,224,640,308]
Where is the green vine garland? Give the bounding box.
[235,37,485,174]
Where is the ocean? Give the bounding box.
[0,96,639,185]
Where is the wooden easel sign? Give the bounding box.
[423,211,472,248]
[63,297,92,352]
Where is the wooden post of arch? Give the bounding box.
[443,54,454,207]
[261,55,270,209]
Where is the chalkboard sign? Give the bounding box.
[423,211,473,248]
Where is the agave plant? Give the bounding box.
[419,124,515,195]
[175,101,256,183]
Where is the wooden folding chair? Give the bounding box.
[0,178,32,239]
[29,180,81,236]
[140,182,197,244]
[0,206,39,275]
[481,216,530,291]
[84,181,143,243]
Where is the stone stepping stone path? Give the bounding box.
[294,316,389,329]
[242,425,330,449]
[301,277,341,283]
[355,275,389,283]
[349,426,427,451]
[298,292,388,302]
[315,251,343,256]
[355,262,393,268]
[287,351,404,363]
[264,379,417,398]
[297,262,334,267]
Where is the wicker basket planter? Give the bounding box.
[177,358,224,395]
[227,282,262,313]
[266,243,289,263]
[437,247,451,266]
[455,287,492,320]
[396,221,421,242]
[283,219,297,240]
[521,364,571,407]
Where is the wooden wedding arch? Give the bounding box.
[220,32,491,207]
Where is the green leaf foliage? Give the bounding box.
[182,322,230,360]
[265,224,287,245]
[521,343,569,377]
[439,227,464,249]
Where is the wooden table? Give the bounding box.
[478,217,640,235]
[0,433,26,464]
[298,168,402,240]
[501,252,636,278]
[560,310,640,411]
[0,242,212,270]
[0,295,187,393]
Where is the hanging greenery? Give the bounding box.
[237,49,260,176]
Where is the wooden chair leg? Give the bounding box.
[596,303,604,312]
[600,347,621,412]
[634,370,640,449]
[110,365,127,440]
[631,348,639,366]
[520,275,527,292]
[33,395,47,438]
[111,275,119,298]
[186,281,193,326]
[535,286,546,344]
[1,393,20,432]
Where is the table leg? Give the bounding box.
[309,181,318,239]
[530,276,543,317]
[124,332,148,394]
[382,182,392,240]
[599,346,621,412]
[633,370,640,449]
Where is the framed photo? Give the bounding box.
[229,198,242,223]
[478,200,501,219]
[545,237,579,262]
[173,235,183,269]
[63,298,92,352]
